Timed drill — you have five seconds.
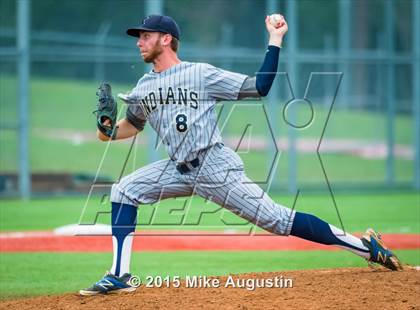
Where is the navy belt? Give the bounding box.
[176,157,200,174]
[175,143,223,174]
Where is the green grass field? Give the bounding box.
[0,192,419,299]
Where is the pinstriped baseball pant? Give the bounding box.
[111,144,295,235]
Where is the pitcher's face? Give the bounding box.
[137,32,163,63]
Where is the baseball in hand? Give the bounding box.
[269,14,284,28]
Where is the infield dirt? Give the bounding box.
[1,267,419,310]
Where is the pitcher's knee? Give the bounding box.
[110,183,136,205]
[110,183,120,200]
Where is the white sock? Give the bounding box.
[110,233,134,276]
[329,225,370,259]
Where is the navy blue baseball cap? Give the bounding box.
[127,15,180,40]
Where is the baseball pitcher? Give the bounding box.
[80,14,402,296]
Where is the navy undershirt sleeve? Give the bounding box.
[255,45,280,96]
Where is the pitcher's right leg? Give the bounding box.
[80,159,193,295]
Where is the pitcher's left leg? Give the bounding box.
[195,170,402,270]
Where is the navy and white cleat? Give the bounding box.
[361,228,403,271]
[79,272,140,296]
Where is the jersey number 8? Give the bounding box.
[175,114,188,132]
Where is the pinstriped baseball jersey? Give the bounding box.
[111,61,297,236]
[124,61,247,163]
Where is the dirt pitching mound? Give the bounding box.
[1,267,419,310]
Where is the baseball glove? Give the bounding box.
[94,82,118,139]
